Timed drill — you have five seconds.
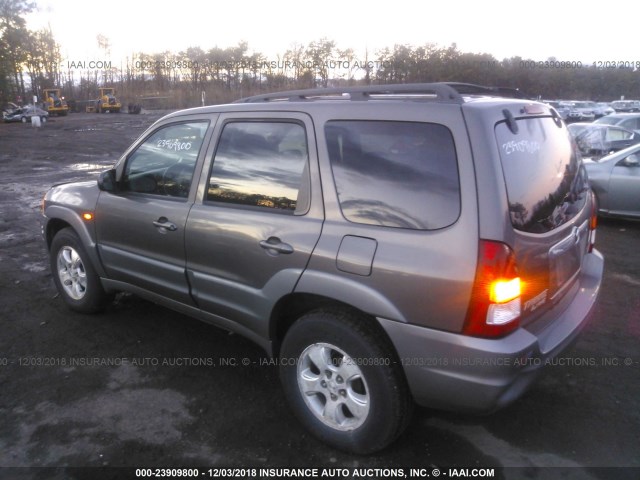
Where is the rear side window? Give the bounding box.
[606,128,634,141]
[207,121,310,214]
[496,117,589,233]
[326,121,460,230]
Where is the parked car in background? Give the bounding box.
[3,105,49,123]
[584,143,640,219]
[565,101,596,123]
[596,102,615,117]
[568,123,640,160]
[545,100,571,120]
[580,101,613,118]
[610,100,640,113]
[594,113,640,134]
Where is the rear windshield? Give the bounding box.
[495,117,589,233]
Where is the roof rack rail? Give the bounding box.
[445,82,531,99]
[234,83,466,104]
[234,82,532,104]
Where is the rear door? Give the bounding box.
[297,103,478,333]
[185,112,324,338]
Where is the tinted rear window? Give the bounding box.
[326,120,460,230]
[496,117,588,233]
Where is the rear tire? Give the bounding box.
[50,228,110,313]
[280,309,413,454]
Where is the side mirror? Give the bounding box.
[623,154,640,167]
[98,169,117,192]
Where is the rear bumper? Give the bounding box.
[379,249,604,413]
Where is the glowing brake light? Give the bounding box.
[463,240,522,338]
[490,277,521,304]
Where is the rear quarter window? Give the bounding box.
[326,120,460,230]
[496,117,589,233]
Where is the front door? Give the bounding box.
[95,119,211,305]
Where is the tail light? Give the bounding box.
[463,240,521,338]
[588,191,598,253]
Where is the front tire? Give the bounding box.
[50,228,110,313]
[280,309,413,454]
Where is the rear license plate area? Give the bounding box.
[549,223,588,298]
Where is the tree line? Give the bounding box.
[2,0,639,110]
[1,0,63,104]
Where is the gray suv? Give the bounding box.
[42,83,604,453]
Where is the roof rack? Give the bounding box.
[234,82,531,104]
[445,83,531,99]
[234,83,464,104]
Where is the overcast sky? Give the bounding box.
[27,0,638,65]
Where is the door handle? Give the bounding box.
[259,237,294,254]
[153,217,178,232]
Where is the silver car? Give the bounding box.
[3,104,49,123]
[42,83,604,453]
[594,113,640,135]
[568,122,640,161]
[564,101,596,123]
[584,143,640,219]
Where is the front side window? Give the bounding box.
[207,121,309,214]
[326,120,460,230]
[123,121,208,197]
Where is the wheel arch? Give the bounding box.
[44,217,72,249]
[44,207,107,277]
[269,292,401,362]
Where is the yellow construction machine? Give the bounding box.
[96,87,121,113]
[43,88,69,116]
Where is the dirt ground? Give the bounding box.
[0,112,638,480]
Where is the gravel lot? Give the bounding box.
[0,112,638,480]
